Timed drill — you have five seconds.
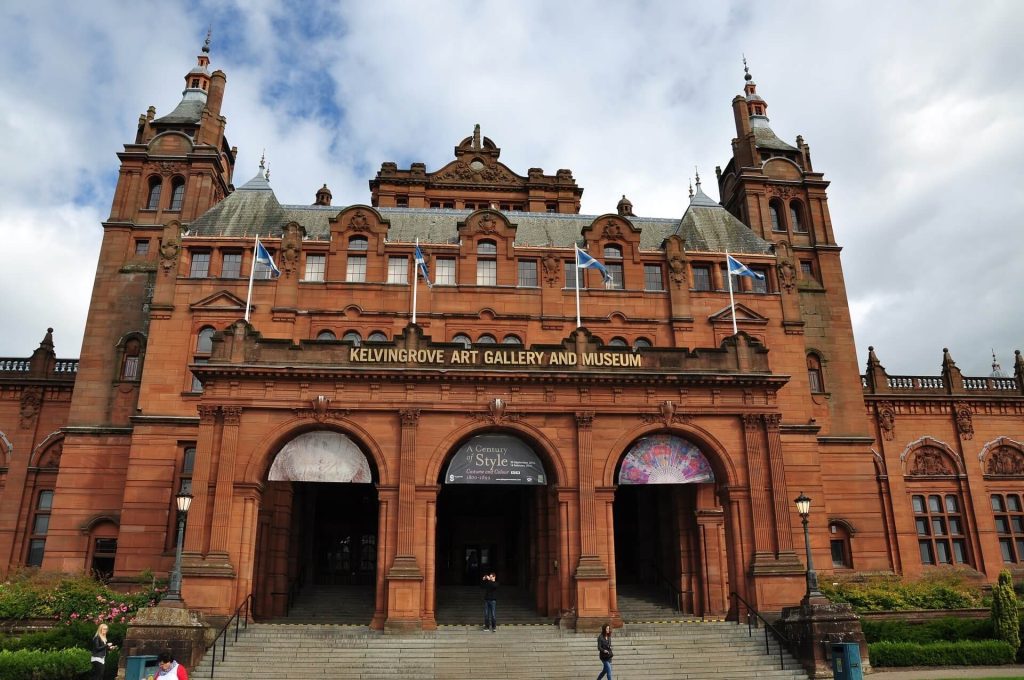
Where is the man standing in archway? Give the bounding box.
[482,571,498,631]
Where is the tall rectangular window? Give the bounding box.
[254,249,277,279]
[304,254,326,281]
[913,493,969,566]
[564,261,585,289]
[221,252,242,279]
[476,259,496,286]
[189,252,210,278]
[91,538,117,580]
[692,265,712,291]
[605,263,624,289]
[347,255,367,282]
[751,267,769,293]
[387,256,409,284]
[517,260,538,287]
[800,260,816,282]
[134,240,150,256]
[435,258,456,286]
[993,494,1024,563]
[26,490,53,567]
[644,264,664,291]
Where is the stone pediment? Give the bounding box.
[431,158,524,186]
[190,290,247,312]
[709,304,769,326]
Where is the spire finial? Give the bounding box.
[688,180,693,199]
[203,27,212,54]
[265,163,270,181]
[473,123,481,150]
[694,166,701,188]
[259,149,266,169]
[743,54,752,82]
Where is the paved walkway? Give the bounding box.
[873,666,1024,678]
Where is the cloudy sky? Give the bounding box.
[0,1,1020,376]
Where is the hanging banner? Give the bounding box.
[618,434,714,485]
[445,434,547,485]
[268,431,373,483]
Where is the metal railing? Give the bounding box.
[729,591,791,671]
[206,593,253,678]
[650,563,696,618]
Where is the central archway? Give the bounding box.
[613,433,728,618]
[254,430,379,623]
[433,432,557,625]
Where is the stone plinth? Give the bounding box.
[778,601,871,679]
[121,605,210,678]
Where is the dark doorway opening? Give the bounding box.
[296,482,378,586]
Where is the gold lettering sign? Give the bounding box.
[347,347,642,369]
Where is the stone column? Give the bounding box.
[207,406,241,566]
[742,414,773,559]
[422,486,439,629]
[385,409,423,630]
[573,411,609,631]
[184,405,218,556]
[764,414,796,555]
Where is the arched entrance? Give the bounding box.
[434,432,557,624]
[253,430,379,622]
[613,434,729,617]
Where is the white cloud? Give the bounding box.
[0,0,1021,377]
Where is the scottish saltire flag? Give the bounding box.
[255,238,281,278]
[414,241,432,287]
[727,254,764,280]
[575,245,612,283]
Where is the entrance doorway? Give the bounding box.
[433,433,556,624]
[253,430,379,622]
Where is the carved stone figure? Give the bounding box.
[604,221,623,240]
[348,211,370,232]
[19,386,42,429]
[159,239,180,272]
[910,447,952,476]
[777,259,796,293]
[986,446,1024,476]
[955,403,974,440]
[877,402,895,441]
[542,253,561,287]
[668,256,686,287]
[280,226,302,276]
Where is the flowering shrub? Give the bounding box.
[0,571,165,623]
[820,570,984,612]
[0,648,91,679]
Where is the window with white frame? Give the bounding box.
[387,256,409,284]
[435,258,456,286]
[304,254,326,281]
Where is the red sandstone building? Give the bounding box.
[1,45,1023,631]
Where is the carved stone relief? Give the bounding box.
[954,403,974,441]
[909,446,953,476]
[877,402,896,441]
[19,387,42,429]
[986,446,1024,476]
[668,255,687,288]
[542,253,561,287]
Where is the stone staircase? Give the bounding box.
[616,583,702,623]
[272,585,376,625]
[194,621,807,679]
[435,585,552,626]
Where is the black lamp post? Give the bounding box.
[165,490,193,602]
[794,491,824,603]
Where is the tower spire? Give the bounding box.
[203,26,211,54]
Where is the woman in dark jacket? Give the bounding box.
[597,623,613,679]
[90,623,116,680]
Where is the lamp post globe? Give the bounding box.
[166,490,193,602]
[794,492,823,603]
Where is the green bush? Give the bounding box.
[0,571,164,623]
[0,648,91,679]
[869,639,1015,667]
[0,621,126,652]
[992,570,1021,651]
[861,617,993,644]
[821,571,985,612]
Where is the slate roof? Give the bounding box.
[189,170,773,256]
[153,97,205,125]
[750,116,797,152]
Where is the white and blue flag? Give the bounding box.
[255,238,281,278]
[727,254,764,280]
[575,245,612,284]
[414,241,432,287]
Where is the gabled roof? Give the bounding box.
[673,184,773,255]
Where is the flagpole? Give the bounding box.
[574,245,582,328]
[245,236,259,323]
[412,238,419,325]
[726,252,738,336]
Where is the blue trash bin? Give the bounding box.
[830,642,863,680]
[124,654,159,680]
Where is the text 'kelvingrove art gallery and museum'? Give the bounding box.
[2,40,1024,668]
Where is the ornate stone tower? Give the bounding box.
[716,60,866,436]
[69,34,236,429]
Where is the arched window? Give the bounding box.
[477,334,496,344]
[146,177,162,210]
[477,240,497,255]
[790,201,806,233]
[25,489,53,567]
[316,330,336,341]
[452,334,472,348]
[603,245,622,260]
[120,338,142,381]
[169,177,186,211]
[196,327,216,354]
[367,331,388,343]
[609,337,628,347]
[502,334,522,345]
[807,353,825,393]
[342,331,362,347]
[192,327,216,392]
[769,200,784,231]
[633,338,652,350]
[348,236,369,251]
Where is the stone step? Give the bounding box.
[195,621,806,679]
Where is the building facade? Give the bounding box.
[1,45,1023,631]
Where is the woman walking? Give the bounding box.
[597,623,613,680]
[89,623,116,680]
